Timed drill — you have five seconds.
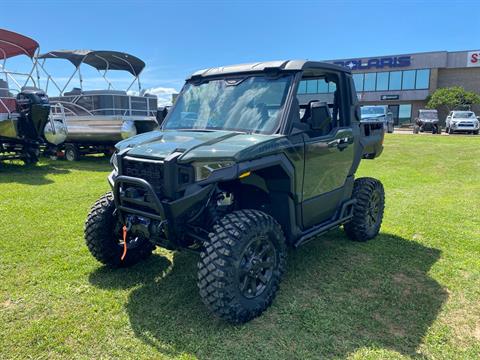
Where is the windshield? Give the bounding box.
[163,75,292,134]
[419,111,438,119]
[361,106,385,115]
[453,111,474,118]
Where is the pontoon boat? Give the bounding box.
[37,50,159,160]
[0,29,67,164]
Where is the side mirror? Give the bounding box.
[477,116,480,120]
[308,102,331,131]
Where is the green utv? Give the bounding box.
[85,60,385,324]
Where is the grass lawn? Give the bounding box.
[1,134,479,359]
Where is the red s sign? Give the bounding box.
[468,51,480,67]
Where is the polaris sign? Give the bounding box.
[334,56,411,70]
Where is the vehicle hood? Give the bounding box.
[451,117,476,122]
[115,130,284,162]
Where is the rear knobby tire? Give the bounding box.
[84,192,154,267]
[344,177,385,242]
[198,209,286,324]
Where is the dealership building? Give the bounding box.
[298,50,480,125]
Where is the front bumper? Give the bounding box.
[450,123,479,131]
[110,173,214,222]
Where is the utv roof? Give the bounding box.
[0,29,39,59]
[37,50,145,76]
[186,60,350,80]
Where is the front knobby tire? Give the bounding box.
[84,192,154,267]
[198,209,287,324]
[344,177,385,242]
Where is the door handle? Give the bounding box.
[330,137,351,150]
[327,139,341,148]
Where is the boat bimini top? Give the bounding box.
[0,28,41,93]
[37,50,146,95]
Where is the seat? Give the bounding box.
[0,98,17,113]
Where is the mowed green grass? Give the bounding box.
[1,134,479,359]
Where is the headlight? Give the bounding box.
[110,152,119,171]
[192,161,234,181]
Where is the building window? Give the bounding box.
[402,70,416,90]
[399,104,412,123]
[364,73,376,91]
[389,71,402,90]
[353,73,364,92]
[376,72,389,91]
[415,69,430,89]
[306,80,317,94]
[297,69,431,95]
[298,80,307,94]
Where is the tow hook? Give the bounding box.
[121,219,133,261]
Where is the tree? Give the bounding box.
[426,86,480,112]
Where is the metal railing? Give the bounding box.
[49,93,157,118]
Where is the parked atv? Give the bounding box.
[85,60,386,324]
[413,109,441,134]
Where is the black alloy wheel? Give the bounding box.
[238,235,277,299]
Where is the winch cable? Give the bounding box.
[121,225,128,261]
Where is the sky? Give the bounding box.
[2,0,480,105]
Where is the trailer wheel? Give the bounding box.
[344,177,385,242]
[198,209,286,324]
[65,144,80,161]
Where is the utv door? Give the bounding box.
[301,128,354,228]
[299,78,355,228]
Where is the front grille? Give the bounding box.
[458,122,474,127]
[122,157,164,195]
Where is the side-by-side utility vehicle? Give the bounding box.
[85,60,386,323]
[413,109,441,134]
